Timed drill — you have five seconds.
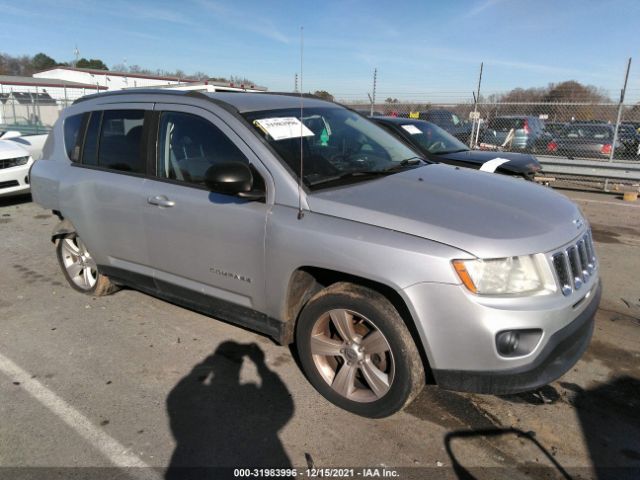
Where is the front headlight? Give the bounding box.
[452,255,548,295]
[5,156,30,167]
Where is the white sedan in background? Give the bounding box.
[0,131,35,198]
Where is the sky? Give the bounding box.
[2,0,639,103]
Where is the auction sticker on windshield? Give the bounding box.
[401,124,423,135]
[254,117,315,141]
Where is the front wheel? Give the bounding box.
[56,236,118,296]
[295,282,425,417]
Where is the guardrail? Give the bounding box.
[537,156,640,182]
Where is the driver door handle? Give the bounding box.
[147,195,176,208]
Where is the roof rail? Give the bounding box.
[72,88,195,105]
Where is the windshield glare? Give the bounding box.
[244,107,423,189]
[403,121,469,154]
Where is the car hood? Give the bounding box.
[308,164,584,258]
[0,139,30,159]
[434,150,540,173]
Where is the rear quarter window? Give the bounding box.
[489,118,525,131]
[63,113,86,162]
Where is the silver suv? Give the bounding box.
[31,90,601,418]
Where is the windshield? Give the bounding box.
[243,107,424,189]
[488,118,525,131]
[560,125,612,140]
[399,121,469,154]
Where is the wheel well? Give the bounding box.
[50,217,76,243]
[283,266,434,383]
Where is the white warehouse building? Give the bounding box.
[33,67,267,93]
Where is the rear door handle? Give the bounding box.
[147,195,176,208]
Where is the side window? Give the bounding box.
[97,110,145,173]
[63,113,86,162]
[81,111,101,166]
[156,112,249,186]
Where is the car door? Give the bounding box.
[143,103,270,312]
[61,105,155,282]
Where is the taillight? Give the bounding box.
[523,119,530,134]
[547,141,558,152]
[601,143,612,155]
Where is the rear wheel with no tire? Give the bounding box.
[296,282,425,417]
[56,236,118,296]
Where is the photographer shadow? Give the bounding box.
[166,341,294,479]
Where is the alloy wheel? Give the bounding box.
[310,309,394,402]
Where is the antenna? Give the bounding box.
[73,45,80,68]
[297,26,305,220]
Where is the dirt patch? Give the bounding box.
[499,385,561,405]
[407,387,500,430]
[591,224,640,245]
[271,354,292,367]
[582,340,640,377]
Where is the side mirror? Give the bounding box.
[204,162,264,200]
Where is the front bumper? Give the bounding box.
[402,268,601,395]
[432,281,600,394]
[0,161,32,198]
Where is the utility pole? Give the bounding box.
[370,68,377,116]
[470,62,483,148]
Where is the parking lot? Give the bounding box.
[0,188,638,479]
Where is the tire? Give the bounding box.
[295,282,425,417]
[56,236,118,296]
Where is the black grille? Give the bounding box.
[0,180,20,189]
[552,230,597,296]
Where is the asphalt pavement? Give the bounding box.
[0,189,638,479]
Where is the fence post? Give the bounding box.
[10,88,17,124]
[370,68,377,117]
[470,62,483,148]
[0,83,4,125]
[35,86,41,134]
[605,57,632,191]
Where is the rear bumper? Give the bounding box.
[432,281,601,394]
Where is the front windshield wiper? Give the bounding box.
[378,157,427,172]
[308,158,427,187]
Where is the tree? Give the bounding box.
[76,58,109,70]
[313,90,334,101]
[110,63,128,73]
[31,53,57,72]
[543,81,609,103]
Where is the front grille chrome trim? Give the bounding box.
[551,229,597,297]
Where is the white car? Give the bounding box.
[0,132,34,198]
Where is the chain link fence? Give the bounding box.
[342,100,640,191]
[1,82,639,192]
[0,86,88,136]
